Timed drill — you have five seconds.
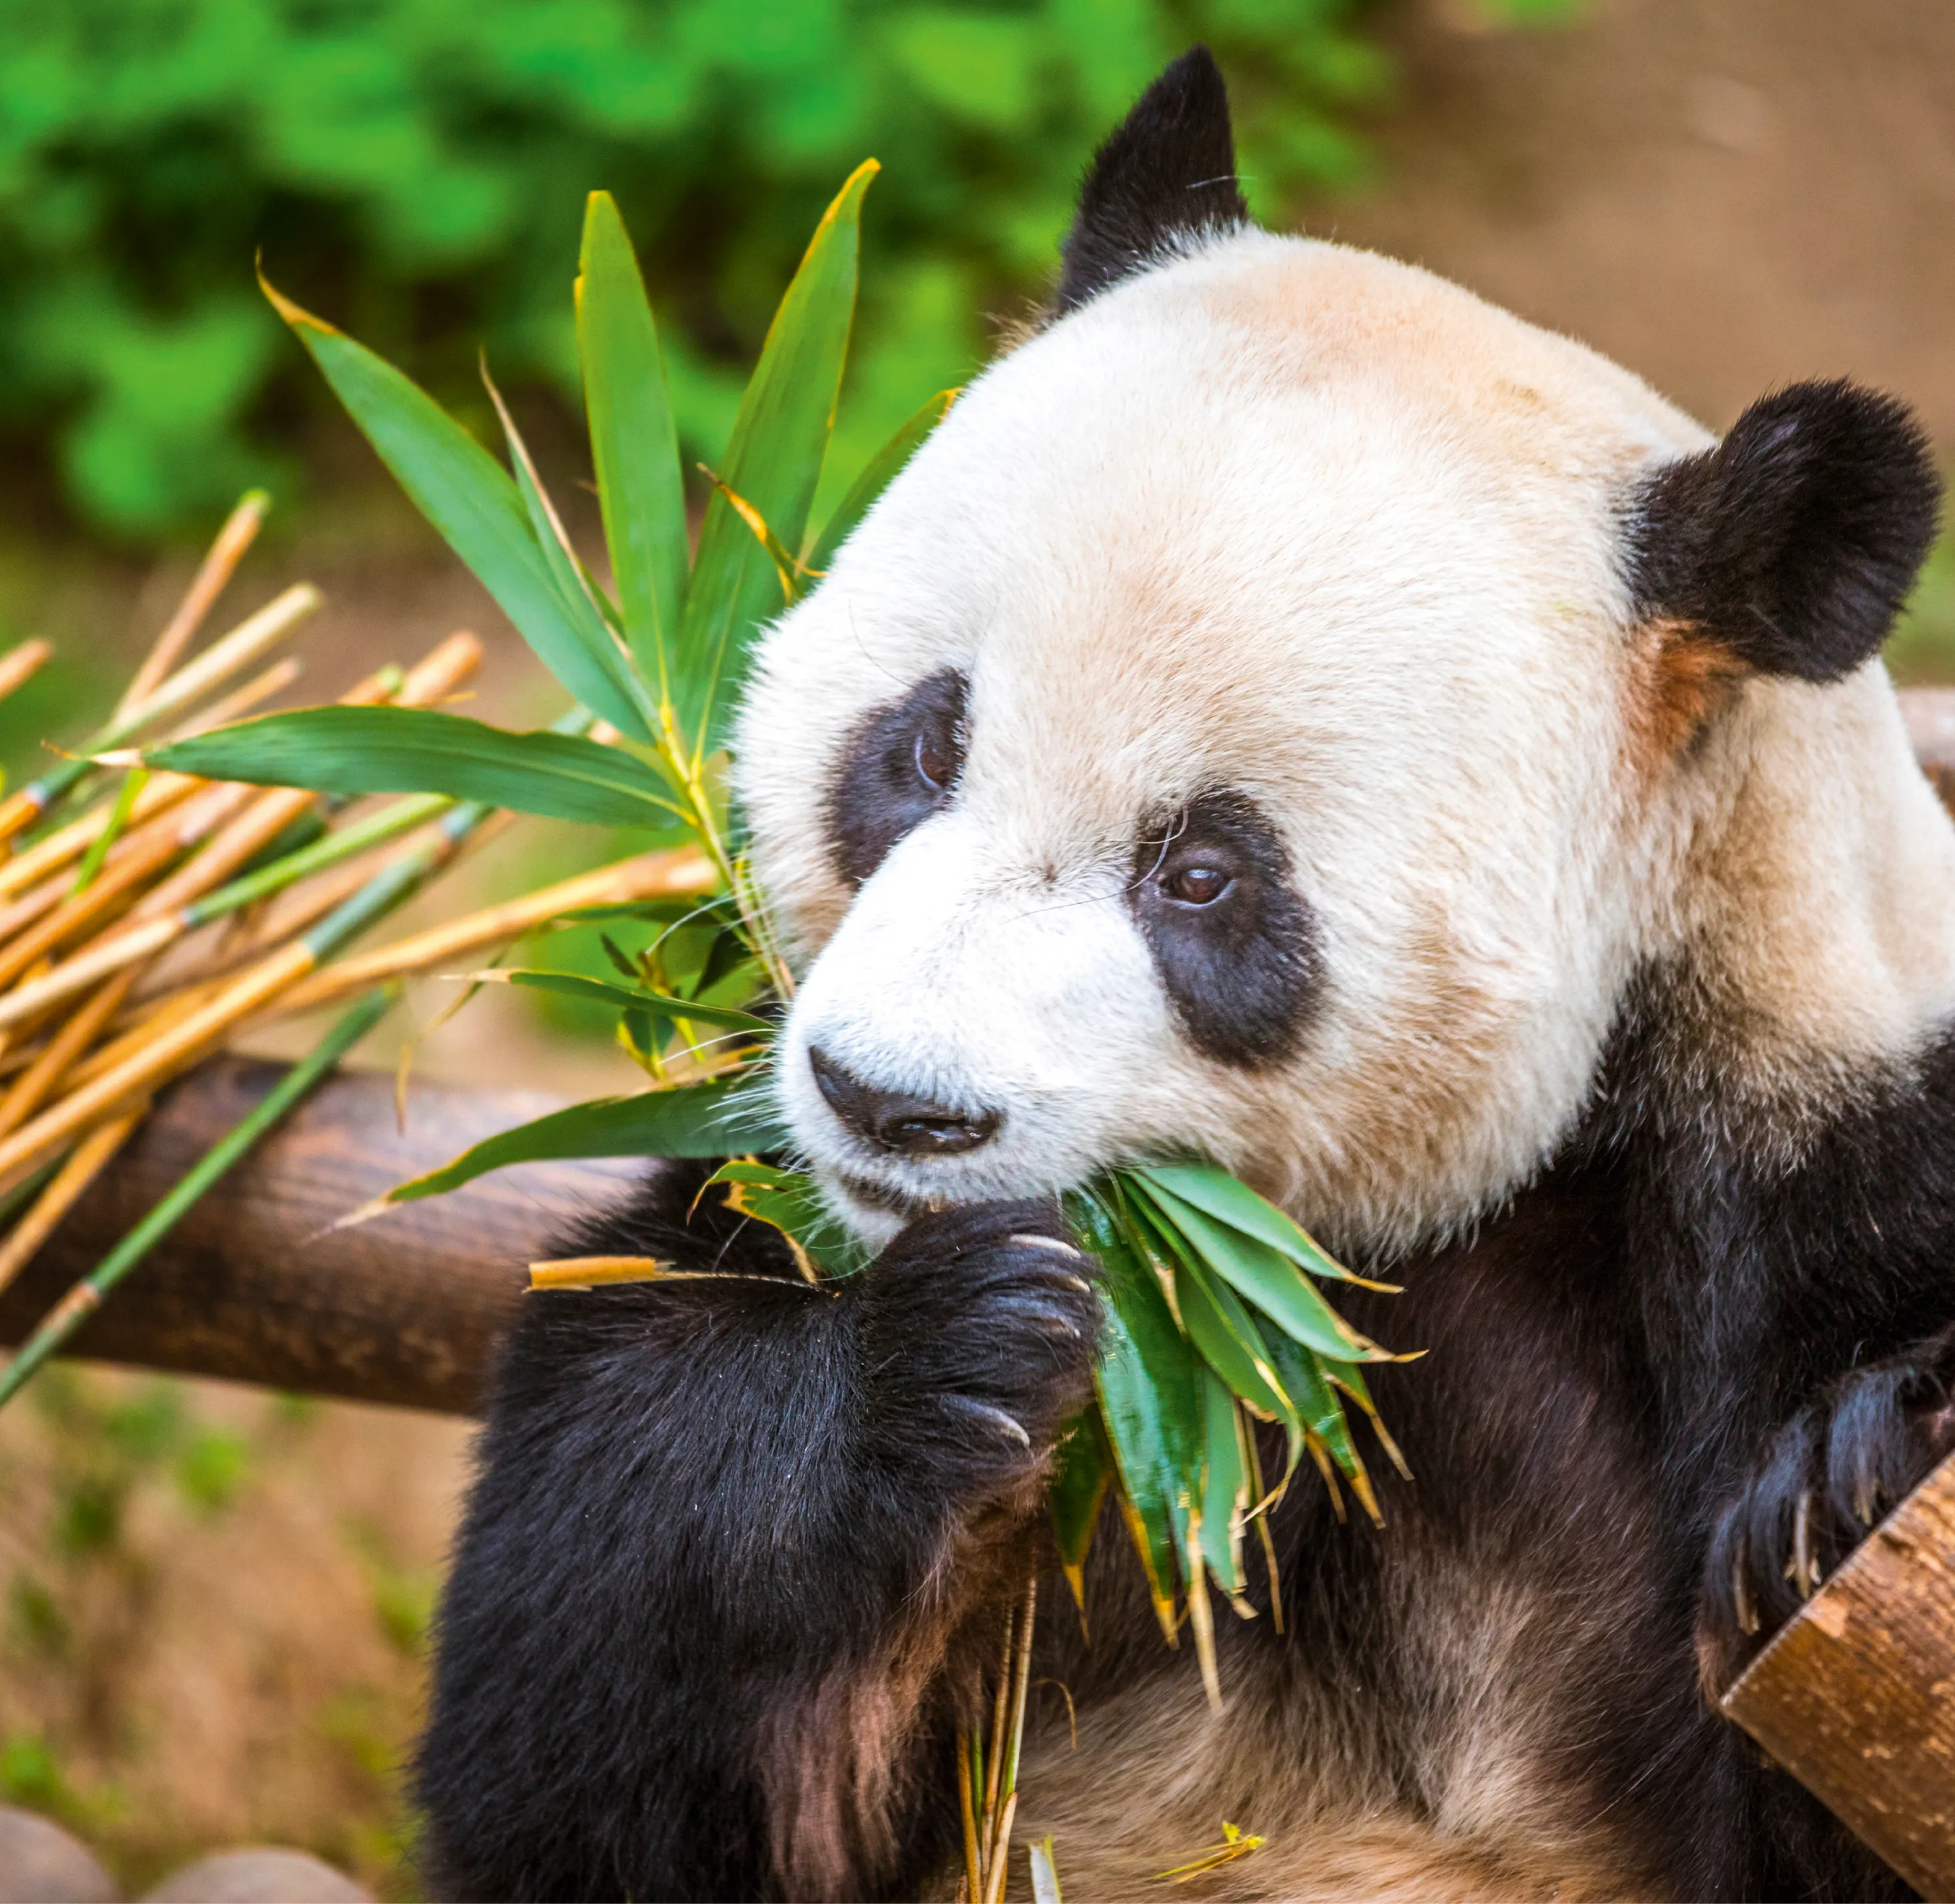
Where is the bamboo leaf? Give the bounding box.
[383,1079,787,1204]
[1141,1181,1391,1363]
[1198,1368,1247,1598]
[1123,1182,1296,1429]
[258,270,655,742]
[481,363,659,736]
[146,707,683,829]
[489,970,770,1033]
[701,1161,863,1277]
[1251,1317,1379,1520]
[1049,1407,1114,1619]
[1067,1185,1202,1643]
[804,387,957,573]
[1134,1160,1395,1289]
[578,192,688,696]
[676,160,877,753]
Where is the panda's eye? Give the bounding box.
[914,731,953,794]
[1127,788,1319,1071]
[1162,863,1232,907]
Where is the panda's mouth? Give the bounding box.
[832,1168,939,1220]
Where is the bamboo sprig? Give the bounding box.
[0,581,319,845]
[0,641,53,710]
[964,1573,1040,1904]
[0,986,394,1407]
[115,490,270,717]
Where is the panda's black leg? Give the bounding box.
[414,1162,1098,1903]
[1698,1325,1955,1687]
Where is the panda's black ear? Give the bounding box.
[1627,379,1941,683]
[1054,46,1251,315]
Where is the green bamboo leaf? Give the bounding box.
[804,386,957,573]
[259,270,654,742]
[1198,1368,1247,1596]
[701,1161,864,1277]
[1134,1160,1393,1288]
[1068,1185,1205,1640]
[1049,1407,1114,1619]
[578,192,688,697]
[1127,1188,1296,1429]
[1142,1181,1391,1363]
[384,1079,787,1204]
[676,160,877,753]
[147,707,683,829]
[1251,1316,1375,1512]
[480,362,659,736]
[495,970,770,1033]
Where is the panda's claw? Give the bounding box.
[1700,1326,1955,1687]
[944,1394,1033,1449]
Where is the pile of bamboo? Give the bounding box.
[0,495,713,1401]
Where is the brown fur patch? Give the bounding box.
[1625,618,1747,770]
[759,1490,1047,1897]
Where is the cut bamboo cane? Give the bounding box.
[0,639,482,1035]
[116,492,270,717]
[0,641,53,709]
[0,1106,145,1297]
[0,582,319,847]
[0,971,138,1140]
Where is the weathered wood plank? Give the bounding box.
[1721,1451,1955,1899]
[0,1056,622,1413]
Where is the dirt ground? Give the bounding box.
[4,0,1953,1892]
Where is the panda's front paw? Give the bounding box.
[860,1200,1101,1488]
[1700,1329,1955,1689]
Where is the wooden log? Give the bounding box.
[0,1055,626,1414]
[1721,1451,1955,1899]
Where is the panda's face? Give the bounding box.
[734,231,1930,1252]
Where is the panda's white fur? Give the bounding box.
[740,227,1955,1261]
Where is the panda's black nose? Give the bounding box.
[807,1047,1000,1157]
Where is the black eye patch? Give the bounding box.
[824,668,968,886]
[1127,789,1318,1069]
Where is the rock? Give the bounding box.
[141,1851,370,1903]
[0,1808,119,1904]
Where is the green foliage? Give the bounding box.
[1,0,1389,540]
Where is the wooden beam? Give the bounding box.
[1722,1452,1955,1898]
[0,1056,624,1414]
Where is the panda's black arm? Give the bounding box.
[415,1161,1097,1904]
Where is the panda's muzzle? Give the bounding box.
[807,1046,1001,1158]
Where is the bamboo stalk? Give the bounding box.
[0,985,393,1408]
[0,772,205,904]
[271,848,716,1017]
[0,582,319,846]
[116,491,270,717]
[0,640,482,1035]
[957,1732,983,1904]
[0,1106,146,1297]
[0,641,53,709]
[169,656,302,738]
[0,971,138,1140]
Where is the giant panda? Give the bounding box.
[415,49,1955,1903]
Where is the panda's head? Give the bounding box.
[736,50,1946,1254]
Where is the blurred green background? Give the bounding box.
[4,0,1405,543]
